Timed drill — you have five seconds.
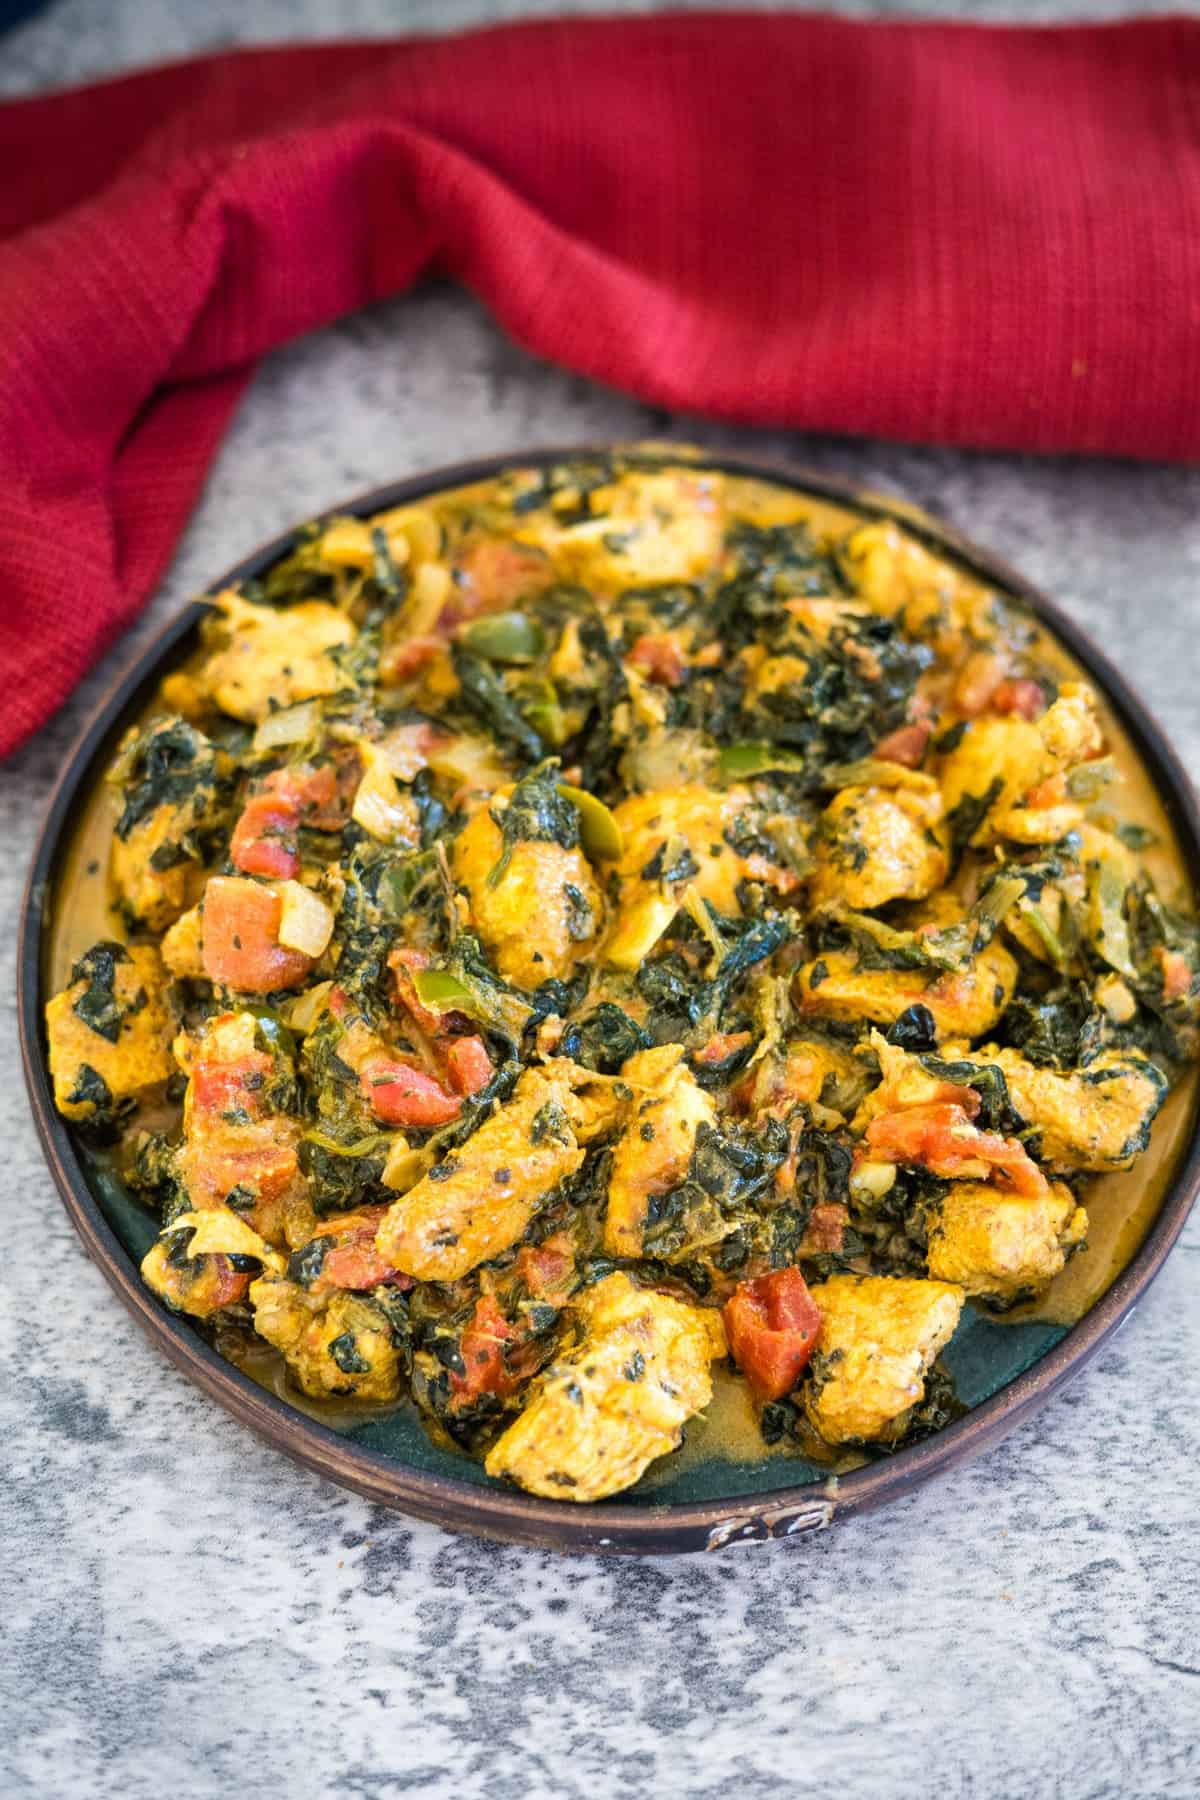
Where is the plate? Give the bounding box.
[19,446,1200,1554]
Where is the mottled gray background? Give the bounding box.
[4,4,1199,1797]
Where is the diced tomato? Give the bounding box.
[443,1035,493,1096]
[231,790,300,880]
[450,1295,522,1401]
[307,1208,411,1295]
[387,946,445,1036]
[201,876,315,994]
[1025,772,1068,809]
[206,1256,252,1310]
[1158,947,1193,1002]
[515,1235,574,1298]
[450,538,554,620]
[265,760,346,830]
[874,721,932,768]
[800,1202,848,1256]
[380,637,445,685]
[361,1058,463,1127]
[190,1050,274,1118]
[991,678,1044,720]
[723,1266,822,1401]
[627,633,686,688]
[693,1030,753,1067]
[865,1102,1046,1196]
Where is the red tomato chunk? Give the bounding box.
[201,876,314,994]
[723,1266,822,1401]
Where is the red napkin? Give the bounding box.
[3,13,1199,757]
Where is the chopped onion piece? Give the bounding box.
[252,699,320,751]
[351,746,420,845]
[276,881,335,958]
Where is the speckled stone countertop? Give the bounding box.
[4,5,1200,1796]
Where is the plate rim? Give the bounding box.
[19,441,1200,1555]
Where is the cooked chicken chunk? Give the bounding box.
[938,683,1103,847]
[604,1046,716,1257]
[375,1067,586,1281]
[188,591,355,723]
[250,1275,403,1402]
[986,1047,1167,1171]
[515,468,725,591]
[795,935,1017,1040]
[453,790,604,988]
[606,783,795,967]
[926,1179,1087,1302]
[804,1274,964,1445]
[107,718,230,929]
[45,942,175,1123]
[811,779,949,910]
[484,1273,725,1501]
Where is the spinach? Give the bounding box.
[65,1063,114,1116]
[452,647,545,764]
[920,1054,1026,1134]
[488,761,580,889]
[999,984,1106,1069]
[328,1332,372,1376]
[113,718,227,842]
[944,776,1003,857]
[560,1003,651,1075]
[637,914,790,1044]
[887,1004,938,1052]
[70,941,129,1044]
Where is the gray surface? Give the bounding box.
[4,5,1200,1799]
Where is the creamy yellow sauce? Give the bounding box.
[46,459,1199,1456]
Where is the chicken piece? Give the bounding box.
[804,1274,964,1446]
[810,779,949,910]
[606,783,795,967]
[926,1179,1087,1302]
[484,1272,724,1501]
[46,941,175,1124]
[374,1067,587,1281]
[938,683,1103,848]
[515,468,725,591]
[194,591,355,723]
[107,718,231,929]
[795,935,1017,1040]
[250,1275,403,1402]
[141,1206,286,1321]
[604,1046,717,1257]
[175,1010,306,1246]
[741,1033,867,1121]
[452,790,603,989]
[986,1047,1167,1171]
[160,902,205,980]
[839,520,978,633]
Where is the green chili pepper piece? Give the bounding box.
[558,785,624,861]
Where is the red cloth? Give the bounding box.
[2,14,1199,756]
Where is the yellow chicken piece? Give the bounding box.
[160,902,205,979]
[839,519,982,645]
[986,1047,1167,1171]
[46,942,175,1123]
[453,791,604,989]
[804,1274,964,1446]
[926,1179,1087,1302]
[374,1068,587,1281]
[484,1272,724,1501]
[106,718,230,929]
[810,779,949,910]
[604,1046,716,1257]
[939,683,1103,848]
[795,935,1017,1041]
[516,468,725,590]
[196,591,355,723]
[606,783,794,967]
[249,1276,403,1402]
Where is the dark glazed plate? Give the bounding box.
[19,446,1200,1555]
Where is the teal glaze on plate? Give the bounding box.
[83,1146,1069,1507]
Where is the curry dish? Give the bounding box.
[44,453,1200,1501]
